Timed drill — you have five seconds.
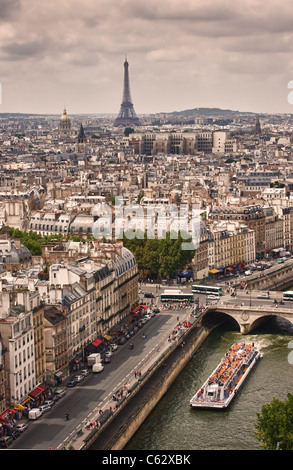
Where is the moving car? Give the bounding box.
[144,292,155,298]
[257,293,270,299]
[80,368,90,377]
[207,294,220,300]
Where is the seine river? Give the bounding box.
[125,317,293,451]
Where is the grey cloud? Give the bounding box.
[1,0,293,115]
[122,0,238,22]
[2,39,49,61]
[0,0,21,21]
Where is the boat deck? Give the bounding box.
[190,343,260,409]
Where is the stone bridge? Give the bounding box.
[203,304,293,334]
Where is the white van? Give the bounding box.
[92,362,104,373]
[28,408,42,420]
[245,270,252,276]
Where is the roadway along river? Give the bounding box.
[124,317,293,451]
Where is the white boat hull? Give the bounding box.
[190,345,261,409]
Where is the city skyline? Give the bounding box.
[1,0,293,115]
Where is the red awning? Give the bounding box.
[29,388,43,399]
[133,304,148,314]
[0,409,17,423]
[92,338,102,347]
[29,384,48,399]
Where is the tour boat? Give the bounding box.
[190,342,261,409]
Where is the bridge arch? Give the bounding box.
[201,308,240,331]
[202,306,293,335]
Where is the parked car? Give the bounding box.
[43,400,54,407]
[153,308,160,313]
[110,344,118,351]
[54,388,66,398]
[15,423,28,433]
[67,379,77,387]
[73,374,84,382]
[102,356,111,364]
[117,336,126,344]
[39,404,51,414]
[9,429,21,440]
[144,314,151,320]
[80,368,90,377]
[0,435,13,448]
[28,408,42,420]
[104,351,113,359]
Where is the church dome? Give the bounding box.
[60,107,70,121]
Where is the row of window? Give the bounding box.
[15,345,34,369]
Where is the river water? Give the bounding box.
[125,317,293,451]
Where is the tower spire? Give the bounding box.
[114,57,141,127]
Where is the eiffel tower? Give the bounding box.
[114,56,141,127]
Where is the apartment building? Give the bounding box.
[209,205,265,258]
[29,212,71,236]
[32,304,46,386]
[208,221,254,271]
[48,264,97,369]
[0,291,38,407]
[43,305,68,385]
[0,333,8,413]
[185,220,209,280]
[0,235,32,273]
[263,206,284,253]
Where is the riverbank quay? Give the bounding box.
[64,309,212,450]
[235,258,293,291]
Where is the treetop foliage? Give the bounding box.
[121,230,195,278]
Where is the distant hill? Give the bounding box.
[155,107,255,117]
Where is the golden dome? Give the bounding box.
[60,107,70,121]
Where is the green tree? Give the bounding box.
[124,127,134,137]
[255,393,293,450]
[121,231,195,279]
[8,227,65,256]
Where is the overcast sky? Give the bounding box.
[1,0,293,116]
